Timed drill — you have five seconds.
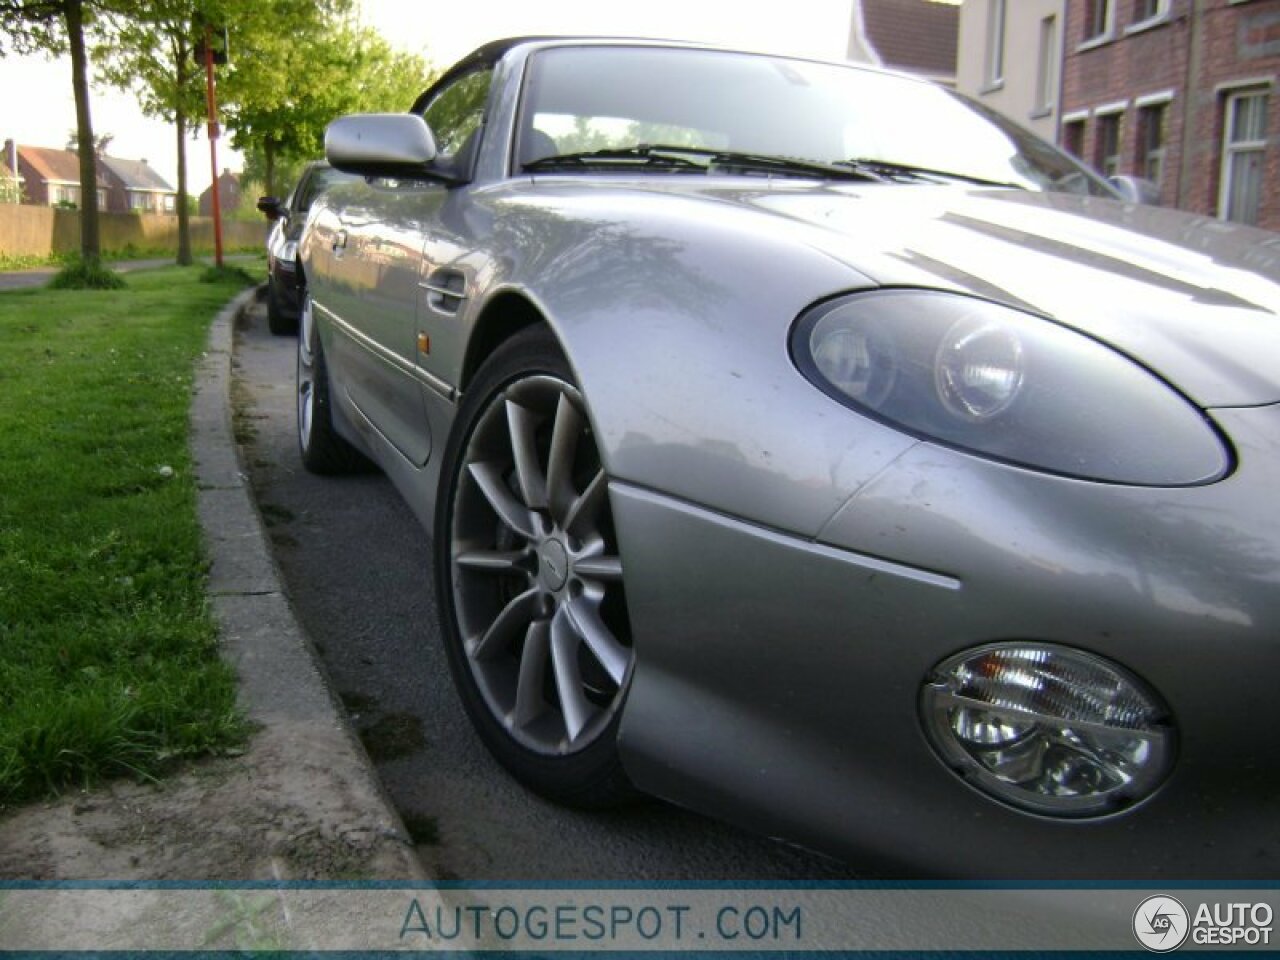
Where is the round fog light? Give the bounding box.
[920,643,1174,817]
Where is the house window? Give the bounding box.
[1220,89,1269,225]
[130,193,150,211]
[1035,15,1058,113]
[96,188,105,209]
[985,0,1007,87]
[1132,0,1168,24]
[1137,103,1167,189]
[1063,119,1086,158]
[1083,0,1113,42]
[163,194,175,212]
[1131,0,1172,27]
[1095,112,1123,176]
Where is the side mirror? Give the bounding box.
[1108,175,1161,206]
[325,113,454,181]
[256,196,285,221]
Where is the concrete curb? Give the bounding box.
[190,285,425,880]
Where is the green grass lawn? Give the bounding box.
[0,266,255,804]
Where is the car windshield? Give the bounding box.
[519,45,1112,196]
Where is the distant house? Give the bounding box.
[848,0,960,86]
[99,155,177,214]
[199,168,241,216]
[10,141,108,209]
[4,140,176,213]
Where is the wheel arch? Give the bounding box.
[460,290,549,393]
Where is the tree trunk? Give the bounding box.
[174,37,192,266]
[265,140,275,199]
[175,113,192,265]
[65,0,100,264]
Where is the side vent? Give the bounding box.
[422,269,467,315]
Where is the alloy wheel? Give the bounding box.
[449,374,632,755]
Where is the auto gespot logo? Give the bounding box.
[1133,895,1274,951]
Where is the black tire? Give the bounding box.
[296,293,366,474]
[434,326,636,809]
[267,277,299,336]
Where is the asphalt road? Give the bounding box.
[232,300,860,881]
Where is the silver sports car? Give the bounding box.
[298,38,1279,878]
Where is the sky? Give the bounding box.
[0,0,857,197]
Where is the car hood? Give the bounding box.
[655,181,1280,407]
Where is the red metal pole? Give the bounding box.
[204,26,224,267]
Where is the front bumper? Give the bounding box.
[612,404,1280,878]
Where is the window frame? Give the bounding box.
[1061,117,1087,159]
[1080,0,1115,48]
[1094,110,1124,178]
[1136,102,1167,191]
[1034,14,1059,116]
[1219,88,1270,225]
[984,0,1008,90]
[416,64,498,183]
[1127,0,1171,34]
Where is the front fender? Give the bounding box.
[469,181,918,538]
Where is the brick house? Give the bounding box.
[199,168,241,216]
[1060,0,1280,229]
[10,141,108,208]
[5,141,176,212]
[848,0,960,85]
[99,155,177,214]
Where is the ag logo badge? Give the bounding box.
[1133,895,1190,952]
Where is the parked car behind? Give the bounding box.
[257,161,356,335]
[298,37,1280,878]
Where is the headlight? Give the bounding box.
[280,240,299,267]
[793,290,1229,485]
[921,643,1175,817]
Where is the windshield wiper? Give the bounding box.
[697,148,879,182]
[524,144,880,182]
[522,146,707,173]
[839,157,1024,188]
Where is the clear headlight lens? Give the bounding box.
[920,643,1175,817]
[934,317,1023,420]
[280,239,299,266]
[794,290,1229,485]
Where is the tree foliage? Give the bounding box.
[94,0,231,264]
[221,7,434,195]
[0,0,65,56]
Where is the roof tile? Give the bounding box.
[859,0,959,79]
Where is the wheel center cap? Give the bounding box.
[538,539,569,591]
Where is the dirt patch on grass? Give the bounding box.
[0,729,411,880]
